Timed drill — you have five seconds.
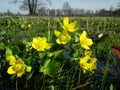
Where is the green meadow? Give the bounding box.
[0,16,120,90]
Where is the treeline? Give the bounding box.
[37,8,120,17]
[0,8,120,17]
[0,1,120,16]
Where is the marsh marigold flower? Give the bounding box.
[62,17,77,32]
[54,30,71,44]
[7,58,25,77]
[21,24,25,29]
[26,66,32,72]
[80,31,93,49]
[32,37,52,51]
[7,57,32,77]
[28,24,31,28]
[80,55,96,72]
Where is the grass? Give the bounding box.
[0,16,120,90]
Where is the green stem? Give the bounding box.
[77,68,81,86]
[100,60,109,90]
[16,78,18,90]
[73,81,91,90]
[48,18,50,42]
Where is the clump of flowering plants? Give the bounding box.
[0,17,97,90]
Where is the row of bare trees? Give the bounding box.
[1,8,120,16]
[1,0,120,16]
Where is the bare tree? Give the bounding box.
[11,0,51,15]
[117,1,120,8]
[55,9,63,16]
[62,2,73,16]
[49,9,56,16]
[38,7,48,16]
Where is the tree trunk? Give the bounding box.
[27,0,37,15]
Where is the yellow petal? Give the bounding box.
[61,41,67,44]
[90,58,97,64]
[63,17,69,26]
[45,43,52,50]
[89,64,96,71]
[56,39,62,44]
[86,38,93,46]
[7,66,16,74]
[6,55,16,62]
[41,37,47,43]
[68,28,77,32]
[9,59,16,66]
[68,21,77,32]
[80,31,93,49]
[54,30,61,37]
[80,31,86,40]
[81,44,90,49]
[69,21,77,28]
[17,72,24,77]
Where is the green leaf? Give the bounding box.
[10,46,20,55]
[50,85,55,90]
[40,59,61,77]
[26,70,34,80]
[24,57,32,66]
[10,74,16,80]
[50,60,61,76]
[22,40,32,51]
[48,50,64,60]
[22,40,28,45]
[40,59,52,77]
[0,42,5,50]
[39,52,46,58]
[73,49,79,58]
[53,50,64,60]
[6,48,13,56]
[110,84,113,90]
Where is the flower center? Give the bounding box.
[14,63,23,71]
[59,35,66,41]
[81,38,87,45]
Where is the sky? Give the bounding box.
[0,0,119,14]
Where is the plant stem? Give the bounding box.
[16,78,18,90]
[100,60,109,90]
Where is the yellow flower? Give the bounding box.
[54,30,71,44]
[7,58,25,77]
[21,24,25,29]
[26,66,32,72]
[80,55,90,70]
[28,24,31,28]
[80,31,93,49]
[62,17,77,32]
[79,55,96,72]
[32,37,52,51]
